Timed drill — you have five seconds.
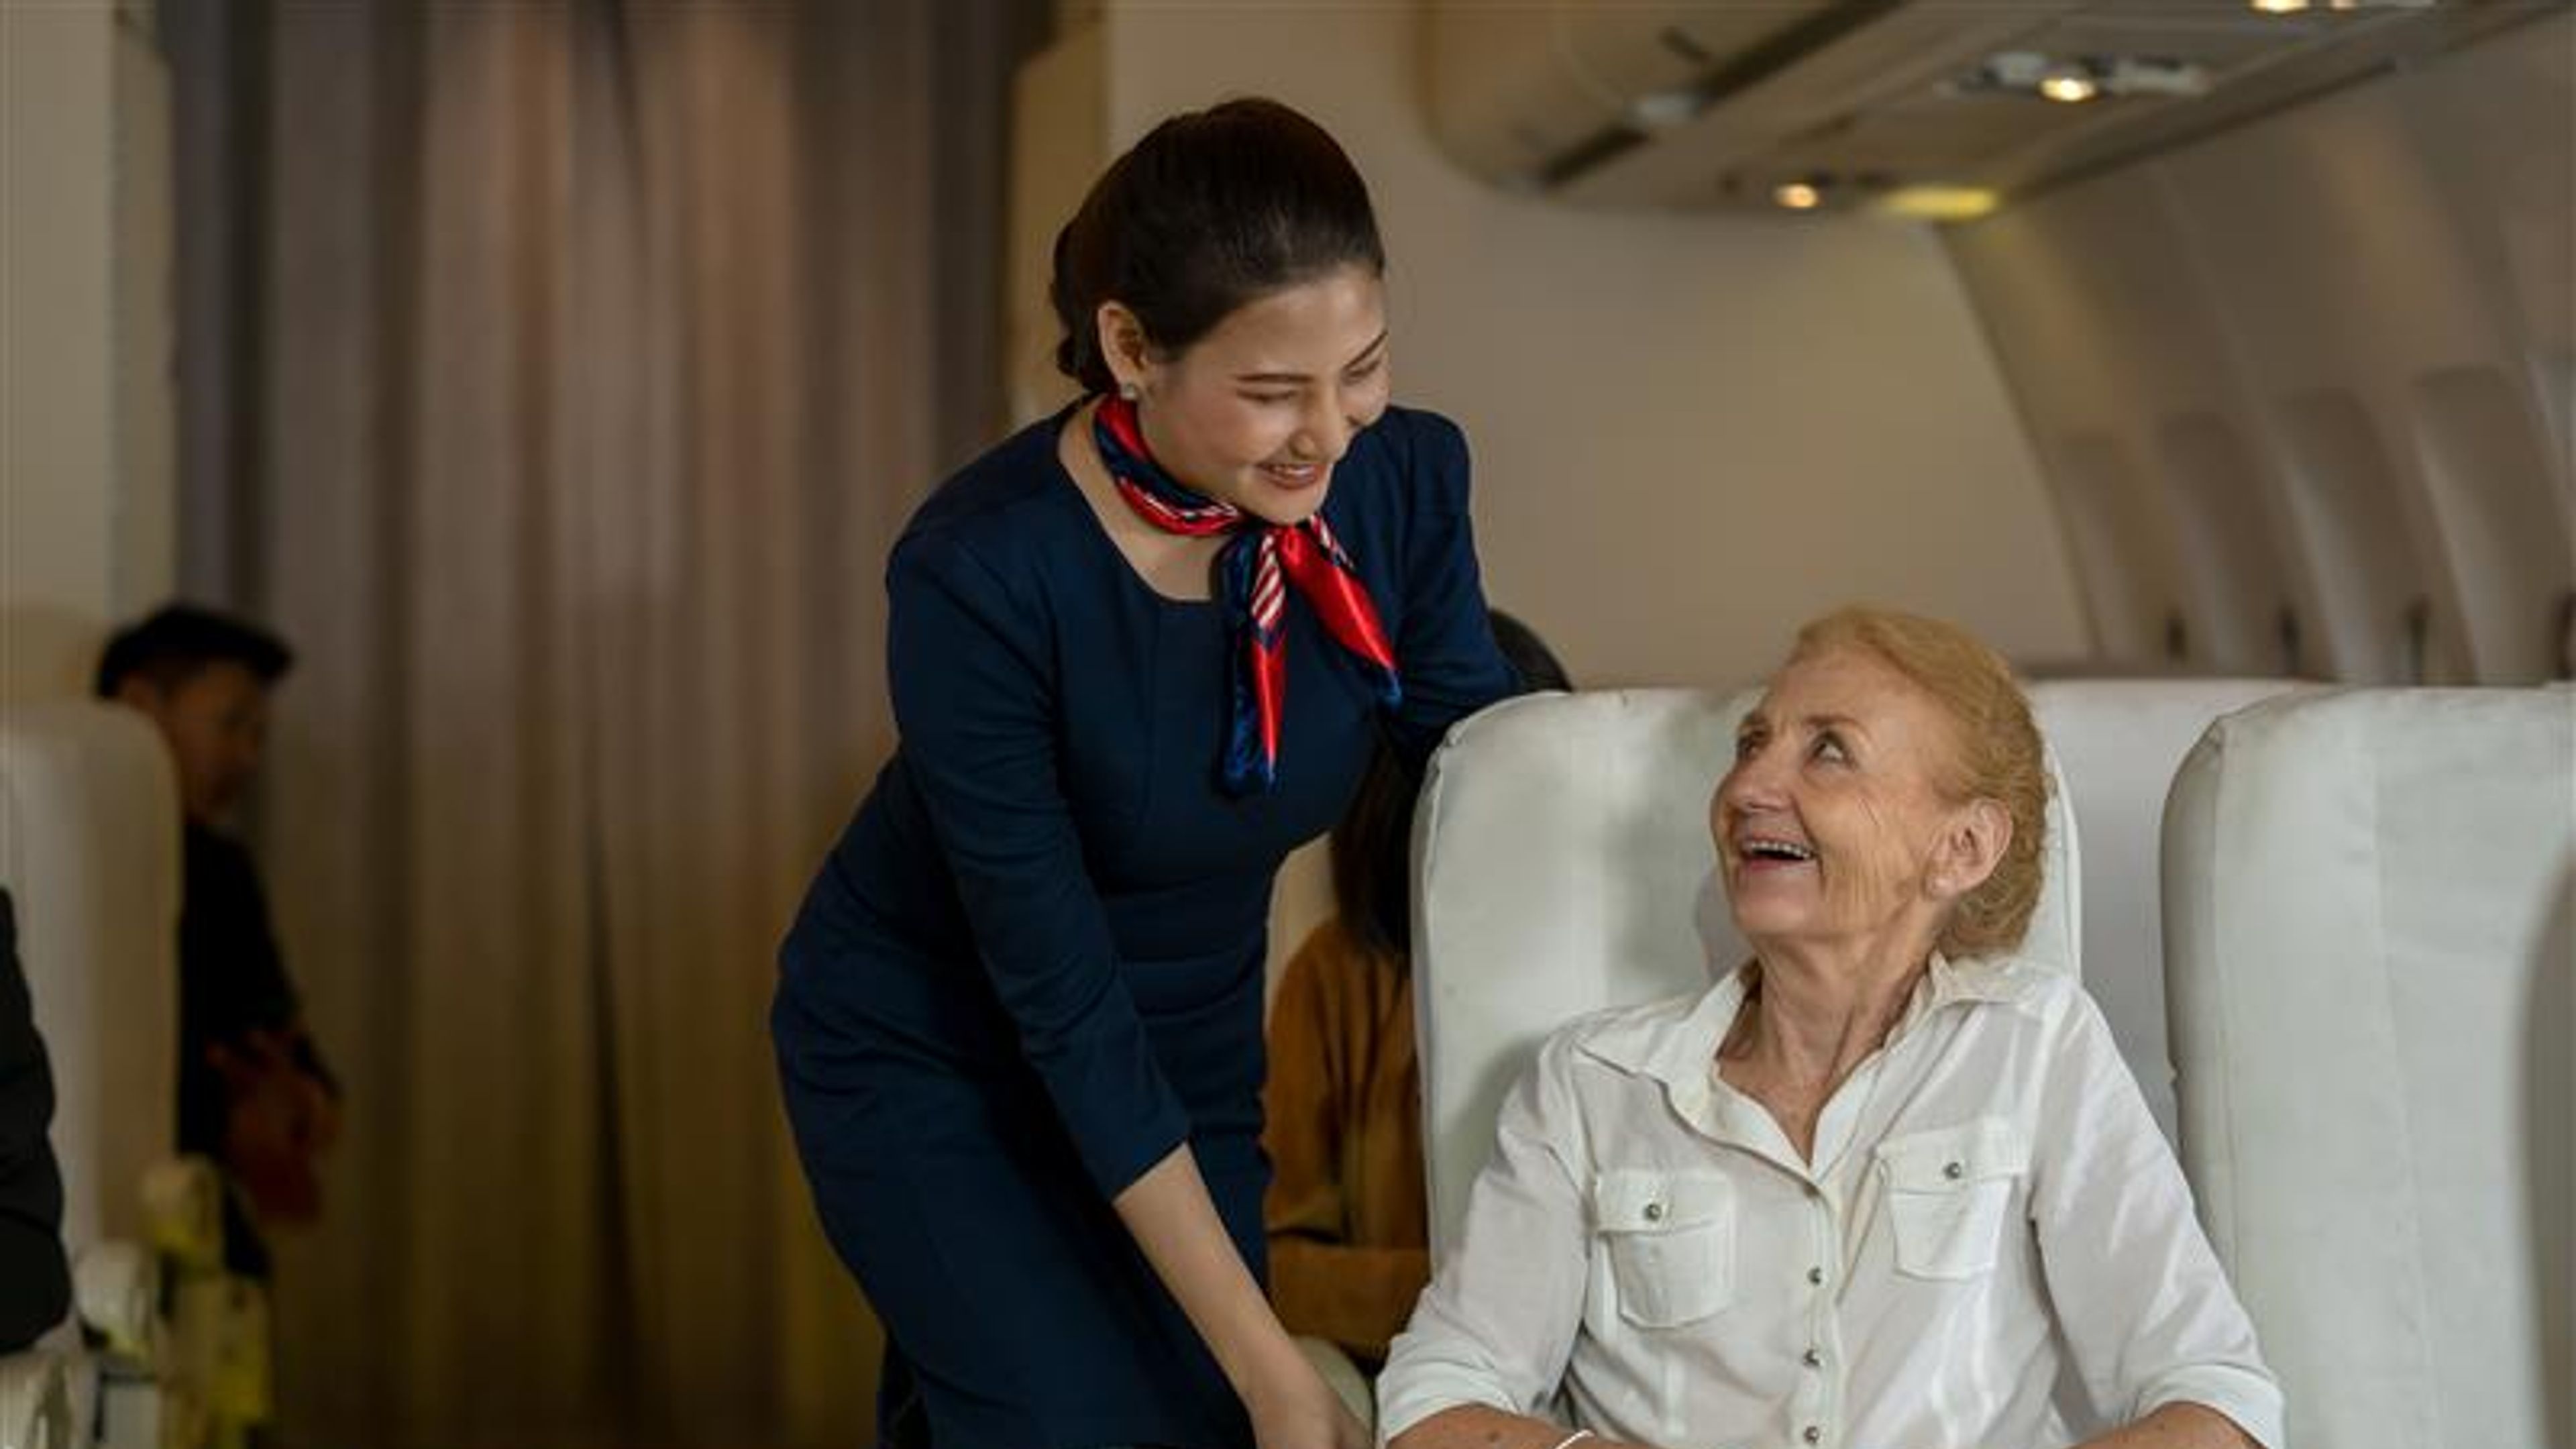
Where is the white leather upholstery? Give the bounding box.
[1295,1336,1373,1439]
[1411,688,2081,1254]
[0,1352,70,1449]
[2029,679,2306,1145]
[0,700,180,1257]
[2163,686,2575,1449]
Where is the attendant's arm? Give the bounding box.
[1378,413,1519,769]
[2032,994,2284,1449]
[1379,1034,1593,1447]
[1120,1148,1362,1449]
[888,534,1355,1448]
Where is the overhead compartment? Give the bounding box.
[1419,5,1832,185]
[1418,0,2529,213]
[1422,1,1882,191]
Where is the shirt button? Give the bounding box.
[1643,1201,1664,1222]
[1803,1348,1824,1368]
[1943,1160,1966,1180]
[1807,1265,1825,1285]
[1803,1428,1823,1444]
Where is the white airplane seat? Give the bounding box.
[0,698,201,1444]
[0,1352,71,1449]
[2028,678,2309,1148]
[1410,688,2082,1256]
[2163,686,2576,1449]
[0,700,182,1261]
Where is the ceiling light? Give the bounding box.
[2250,0,2311,12]
[1877,185,2000,222]
[2039,68,2100,103]
[1773,180,1825,211]
[1629,88,1701,131]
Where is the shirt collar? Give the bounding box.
[1576,951,2056,1095]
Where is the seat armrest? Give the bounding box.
[0,1351,72,1449]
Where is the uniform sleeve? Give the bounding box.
[0,891,70,1351]
[2031,990,2287,1448]
[1377,1031,1591,1441]
[1380,413,1521,771]
[885,529,1191,1199]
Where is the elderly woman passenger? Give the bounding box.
[1378,608,2283,1449]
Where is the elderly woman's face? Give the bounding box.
[1711,645,1971,953]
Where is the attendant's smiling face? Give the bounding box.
[1102,263,1391,526]
[1712,645,1992,957]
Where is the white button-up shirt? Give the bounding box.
[1378,955,2284,1449]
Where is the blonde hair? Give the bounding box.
[1789,606,2049,959]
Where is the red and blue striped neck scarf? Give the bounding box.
[1092,392,1401,795]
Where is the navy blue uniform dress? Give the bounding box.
[772,402,1518,1449]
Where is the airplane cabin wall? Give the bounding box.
[1948,8,2575,686]
[0,2,178,702]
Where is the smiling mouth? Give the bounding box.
[1259,461,1326,489]
[1737,837,1817,865]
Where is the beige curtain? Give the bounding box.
[172,2,1037,1442]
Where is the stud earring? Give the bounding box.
[1118,380,1141,401]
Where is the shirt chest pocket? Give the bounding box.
[1874,1118,2031,1281]
[1592,1169,1734,1329]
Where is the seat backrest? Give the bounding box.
[2163,686,2575,1449]
[2029,678,2306,1145]
[1412,688,2080,1255]
[0,700,180,1257]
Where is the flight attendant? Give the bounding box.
[773,97,1521,1449]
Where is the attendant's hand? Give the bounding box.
[1245,1352,1368,1449]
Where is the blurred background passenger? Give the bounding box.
[97,604,339,1280]
[1261,610,1568,1366]
[0,888,70,1351]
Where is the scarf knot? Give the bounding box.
[1093,393,1400,794]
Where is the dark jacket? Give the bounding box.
[0,888,72,1349]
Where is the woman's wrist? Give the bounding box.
[1227,1323,1320,1406]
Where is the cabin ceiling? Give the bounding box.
[1421,0,2553,215]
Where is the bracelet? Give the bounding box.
[1547,1432,1595,1449]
